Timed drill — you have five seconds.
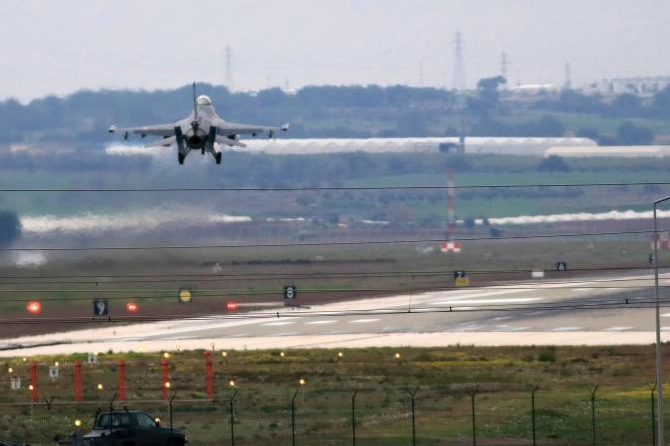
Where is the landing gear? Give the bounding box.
[178,153,185,165]
[215,152,222,164]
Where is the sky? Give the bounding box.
[2,0,670,103]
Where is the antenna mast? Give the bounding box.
[452,30,466,90]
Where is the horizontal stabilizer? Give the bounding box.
[215,135,247,147]
[145,136,176,147]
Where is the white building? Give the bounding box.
[587,76,670,97]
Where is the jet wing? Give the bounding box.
[212,120,290,138]
[108,124,176,138]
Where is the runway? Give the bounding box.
[1,272,668,357]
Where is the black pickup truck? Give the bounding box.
[70,409,187,446]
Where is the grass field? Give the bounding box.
[0,345,667,445]
[1,152,669,444]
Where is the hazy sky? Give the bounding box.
[3,0,670,102]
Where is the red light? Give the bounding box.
[126,302,139,312]
[226,302,238,311]
[26,301,42,314]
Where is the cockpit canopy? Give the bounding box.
[196,95,212,106]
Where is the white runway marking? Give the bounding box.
[493,325,529,332]
[605,326,634,331]
[306,320,337,325]
[435,297,542,305]
[349,318,381,324]
[261,321,295,327]
[550,327,582,331]
[430,289,530,303]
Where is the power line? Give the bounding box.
[1,181,670,192]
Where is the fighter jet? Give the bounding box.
[109,83,289,164]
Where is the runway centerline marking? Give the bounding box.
[306,320,337,325]
[349,318,381,324]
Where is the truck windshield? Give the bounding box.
[95,413,132,429]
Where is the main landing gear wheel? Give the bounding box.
[215,152,222,164]
[178,153,185,165]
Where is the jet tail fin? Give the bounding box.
[192,82,198,120]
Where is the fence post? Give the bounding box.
[408,386,419,446]
[591,384,599,446]
[471,385,479,446]
[44,395,54,411]
[351,389,358,446]
[531,384,539,446]
[291,388,300,446]
[229,388,238,446]
[650,383,657,446]
[168,391,176,434]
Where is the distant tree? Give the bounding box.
[467,76,507,117]
[576,127,601,141]
[522,115,566,137]
[597,134,619,146]
[546,90,605,114]
[0,210,21,247]
[609,93,643,117]
[652,86,670,117]
[537,155,570,173]
[255,88,289,107]
[476,76,507,93]
[616,121,654,145]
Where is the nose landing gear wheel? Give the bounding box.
[178,153,185,164]
[215,152,222,164]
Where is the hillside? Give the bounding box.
[1,82,670,149]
